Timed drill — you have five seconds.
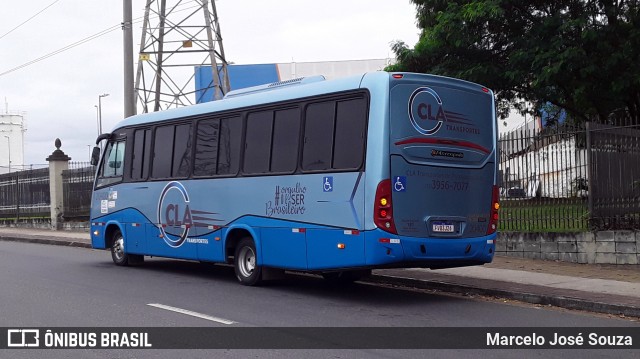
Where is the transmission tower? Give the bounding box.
[134,0,230,114]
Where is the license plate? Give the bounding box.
[432,224,455,233]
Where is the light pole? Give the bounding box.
[94,105,99,137]
[3,135,10,173]
[98,93,110,135]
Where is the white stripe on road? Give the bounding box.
[147,303,236,325]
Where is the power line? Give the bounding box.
[0,2,202,78]
[0,24,121,78]
[0,0,62,41]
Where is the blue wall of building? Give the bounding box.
[195,64,280,103]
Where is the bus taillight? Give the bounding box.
[375,179,397,234]
[487,185,500,235]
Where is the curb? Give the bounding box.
[366,274,640,318]
[0,235,92,249]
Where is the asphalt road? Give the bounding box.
[0,241,637,358]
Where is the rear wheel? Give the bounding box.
[110,229,143,266]
[234,237,262,286]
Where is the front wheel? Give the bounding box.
[234,237,262,286]
[110,229,143,266]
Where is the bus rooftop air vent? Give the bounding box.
[223,75,326,99]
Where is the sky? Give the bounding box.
[0,0,421,166]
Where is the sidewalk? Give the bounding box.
[1,227,639,317]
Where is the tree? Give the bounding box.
[388,0,640,124]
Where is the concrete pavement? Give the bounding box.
[1,226,639,318]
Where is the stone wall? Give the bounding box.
[497,231,639,264]
[0,218,51,229]
[0,219,89,231]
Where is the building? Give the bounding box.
[499,107,586,199]
[194,59,392,103]
[0,108,26,174]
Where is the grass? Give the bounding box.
[498,199,590,232]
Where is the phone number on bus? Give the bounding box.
[431,180,469,191]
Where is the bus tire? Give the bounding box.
[234,237,262,286]
[110,229,143,266]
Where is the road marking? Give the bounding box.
[147,303,236,325]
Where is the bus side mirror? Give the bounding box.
[90,146,101,166]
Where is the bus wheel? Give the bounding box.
[322,269,371,284]
[234,237,262,286]
[110,229,143,266]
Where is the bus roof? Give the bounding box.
[111,71,491,132]
[113,72,374,131]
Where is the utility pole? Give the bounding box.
[135,0,230,114]
[123,0,135,117]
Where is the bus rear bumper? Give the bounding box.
[364,230,496,269]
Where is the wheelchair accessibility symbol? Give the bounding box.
[394,176,406,192]
[323,176,333,192]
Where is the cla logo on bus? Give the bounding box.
[408,87,446,136]
[157,181,193,248]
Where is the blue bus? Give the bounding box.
[90,72,499,285]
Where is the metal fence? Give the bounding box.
[587,123,640,229]
[499,121,640,231]
[0,167,50,220]
[2,124,639,230]
[62,162,96,219]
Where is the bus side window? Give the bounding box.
[218,117,242,175]
[103,141,125,177]
[333,98,367,169]
[151,125,174,179]
[131,129,151,181]
[302,101,335,171]
[172,123,193,178]
[194,116,242,177]
[244,111,273,174]
[194,118,220,176]
[96,140,125,188]
[271,107,300,173]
